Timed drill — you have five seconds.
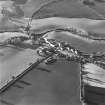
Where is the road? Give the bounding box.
[0,46,41,89]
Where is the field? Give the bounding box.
[1,0,105,105]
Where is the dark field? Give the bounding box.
[0,60,82,105]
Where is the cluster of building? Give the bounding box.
[36,37,105,69]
